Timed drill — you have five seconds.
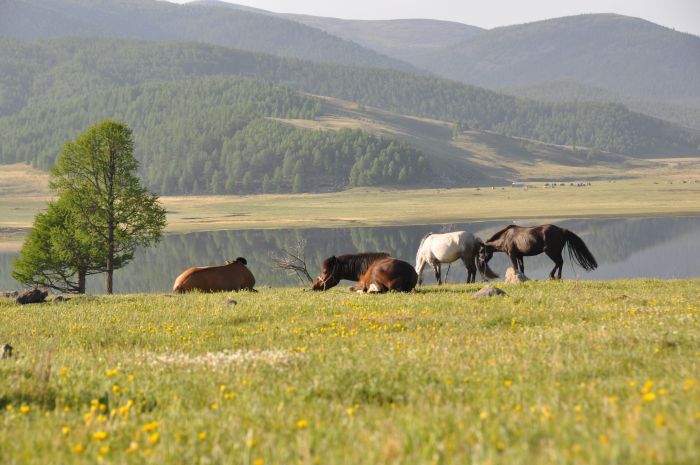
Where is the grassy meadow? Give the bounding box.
[1,280,699,464]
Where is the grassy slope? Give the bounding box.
[1,280,698,464]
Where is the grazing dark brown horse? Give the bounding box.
[479,224,597,279]
[173,257,256,292]
[311,253,390,290]
[352,257,418,293]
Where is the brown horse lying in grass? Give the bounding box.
[352,257,418,293]
[311,252,390,291]
[173,257,256,293]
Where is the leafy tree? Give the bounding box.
[49,120,167,294]
[12,197,104,293]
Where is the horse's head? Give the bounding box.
[478,244,495,263]
[311,256,340,291]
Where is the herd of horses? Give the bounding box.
[172,223,598,294]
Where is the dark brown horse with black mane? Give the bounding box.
[479,224,597,279]
[311,253,390,291]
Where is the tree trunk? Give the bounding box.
[78,268,86,294]
[106,144,116,294]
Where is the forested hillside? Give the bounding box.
[503,81,700,131]
[1,38,696,158]
[412,14,700,107]
[0,77,429,194]
[0,0,414,71]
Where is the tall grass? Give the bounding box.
[1,279,698,464]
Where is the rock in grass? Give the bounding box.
[16,288,48,305]
[473,285,507,299]
[52,295,69,303]
[505,267,529,284]
[226,299,237,306]
[1,291,19,298]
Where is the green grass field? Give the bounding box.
[1,280,698,464]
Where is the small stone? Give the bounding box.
[1,291,19,298]
[505,267,529,284]
[226,299,237,306]
[52,295,68,303]
[1,344,12,359]
[16,288,48,305]
[473,285,507,299]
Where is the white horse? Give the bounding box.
[415,231,499,285]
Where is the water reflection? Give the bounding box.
[1,217,698,293]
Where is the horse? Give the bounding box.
[311,252,390,291]
[352,257,418,293]
[479,224,597,279]
[415,231,499,285]
[172,257,256,293]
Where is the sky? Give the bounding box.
[169,0,700,36]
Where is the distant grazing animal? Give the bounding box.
[415,231,499,285]
[479,224,597,279]
[352,257,418,293]
[311,253,389,291]
[172,257,256,293]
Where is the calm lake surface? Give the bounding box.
[1,216,698,293]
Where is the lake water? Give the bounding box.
[1,216,698,293]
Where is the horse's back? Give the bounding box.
[173,262,255,293]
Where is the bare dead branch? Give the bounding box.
[270,239,313,284]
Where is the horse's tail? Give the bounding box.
[475,238,499,279]
[564,230,598,271]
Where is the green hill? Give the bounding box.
[412,14,700,108]
[0,0,415,71]
[1,38,696,159]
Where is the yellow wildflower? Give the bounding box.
[143,421,160,432]
[20,404,30,415]
[93,431,108,441]
[683,379,696,391]
[599,434,609,445]
[210,402,219,411]
[148,432,160,445]
[198,431,207,441]
[126,441,139,453]
[655,414,666,428]
[643,392,656,402]
[296,419,308,430]
[72,443,84,454]
[503,380,513,387]
[254,459,265,465]
[105,369,118,377]
[62,426,71,435]
[99,446,110,455]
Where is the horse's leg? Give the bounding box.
[545,250,563,280]
[508,253,520,273]
[416,258,427,286]
[518,256,525,273]
[432,262,442,285]
[462,255,476,283]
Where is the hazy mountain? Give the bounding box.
[278,15,484,61]
[412,14,700,107]
[0,0,416,71]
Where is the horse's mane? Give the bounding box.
[417,232,433,251]
[486,224,518,243]
[336,252,390,278]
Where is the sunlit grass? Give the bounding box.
[1,280,698,464]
